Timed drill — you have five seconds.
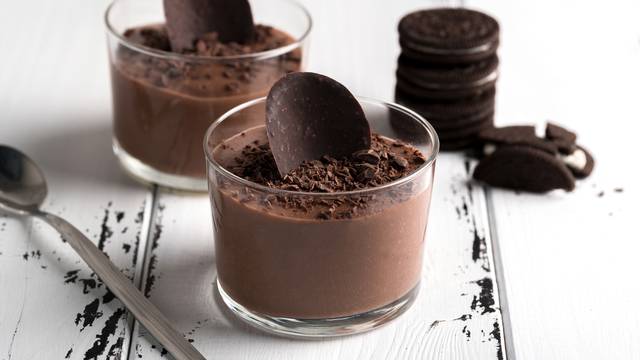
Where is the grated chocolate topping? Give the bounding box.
[228,134,427,193]
[117,24,301,96]
[123,24,292,57]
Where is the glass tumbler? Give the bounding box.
[105,0,311,191]
[204,97,439,337]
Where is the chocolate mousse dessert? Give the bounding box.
[107,0,305,189]
[205,72,438,335]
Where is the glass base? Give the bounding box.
[217,279,419,338]
[113,139,207,192]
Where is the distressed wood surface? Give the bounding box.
[465,0,640,359]
[132,155,504,360]
[0,1,152,359]
[0,0,506,359]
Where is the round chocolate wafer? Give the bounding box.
[398,8,499,64]
[266,72,372,176]
[164,0,255,51]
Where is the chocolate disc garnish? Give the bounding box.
[266,72,372,176]
[163,0,255,52]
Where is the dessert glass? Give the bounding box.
[105,0,311,191]
[204,97,439,338]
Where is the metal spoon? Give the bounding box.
[0,145,206,360]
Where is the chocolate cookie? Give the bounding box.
[439,137,481,151]
[545,122,577,154]
[398,8,499,64]
[477,126,558,154]
[569,145,595,179]
[396,55,498,99]
[395,90,495,151]
[473,145,576,192]
[395,86,495,120]
[437,112,495,140]
[546,122,577,143]
[396,72,497,100]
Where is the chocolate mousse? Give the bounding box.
[211,126,431,318]
[109,0,302,182]
[206,73,437,322]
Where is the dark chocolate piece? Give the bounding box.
[163,0,254,51]
[473,146,575,193]
[266,72,372,176]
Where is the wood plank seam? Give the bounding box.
[126,185,161,360]
[122,188,158,360]
[484,188,515,360]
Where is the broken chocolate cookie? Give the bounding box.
[473,145,575,193]
[473,122,594,193]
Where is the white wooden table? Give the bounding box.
[1,0,639,359]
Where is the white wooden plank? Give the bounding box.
[132,155,504,360]
[0,1,153,359]
[466,0,640,359]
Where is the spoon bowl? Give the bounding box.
[0,145,47,212]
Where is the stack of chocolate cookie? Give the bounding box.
[394,8,500,150]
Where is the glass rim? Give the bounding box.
[104,0,313,62]
[203,96,440,197]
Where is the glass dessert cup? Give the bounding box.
[105,0,311,191]
[204,97,439,338]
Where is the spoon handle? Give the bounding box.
[39,212,207,360]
